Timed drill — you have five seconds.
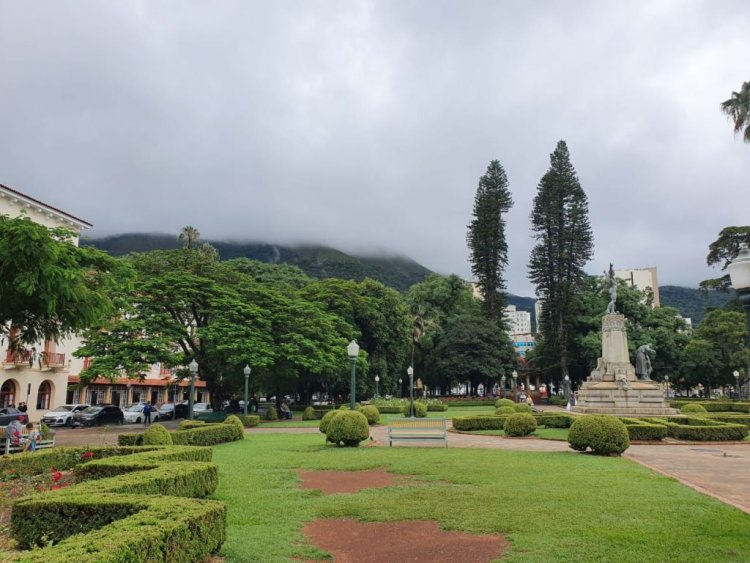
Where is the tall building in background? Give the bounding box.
[615,267,660,308]
[503,305,532,335]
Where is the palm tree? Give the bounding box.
[721,80,750,143]
[178,225,200,249]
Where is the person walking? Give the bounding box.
[143,402,152,425]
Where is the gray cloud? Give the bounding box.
[1,0,748,296]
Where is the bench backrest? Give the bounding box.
[389,418,446,429]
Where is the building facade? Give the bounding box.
[615,267,660,307]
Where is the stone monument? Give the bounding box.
[573,266,677,416]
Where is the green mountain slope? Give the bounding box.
[84,233,432,292]
[659,285,735,324]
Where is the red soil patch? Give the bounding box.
[304,518,510,562]
[298,469,409,494]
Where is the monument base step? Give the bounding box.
[572,406,679,416]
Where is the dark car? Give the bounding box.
[71,405,124,427]
[0,407,29,426]
[154,402,188,421]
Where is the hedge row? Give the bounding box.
[11,445,225,562]
[118,419,244,447]
[452,413,575,431]
[619,418,668,441]
[661,416,749,441]
[668,400,750,413]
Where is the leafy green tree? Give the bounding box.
[225,258,312,291]
[466,160,514,322]
[432,315,517,395]
[528,140,594,381]
[699,226,750,292]
[0,214,121,348]
[690,309,749,391]
[721,79,750,143]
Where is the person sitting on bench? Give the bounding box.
[279,401,293,420]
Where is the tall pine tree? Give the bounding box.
[528,141,593,381]
[467,160,514,323]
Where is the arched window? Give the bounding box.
[0,380,16,407]
[36,381,52,410]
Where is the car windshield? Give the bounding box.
[160,404,173,410]
[125,405,143,412]
[82,407,102,414]
[53,406,74,412]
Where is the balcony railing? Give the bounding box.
[43,352,66,368]
[4,349,32,365]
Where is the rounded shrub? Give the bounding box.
[338,405,351,411]
[504,413,537,437]
[514,403,532,413]
[264,406,278,421]
[302,406,316,421]
[319,410,341,434]
[681,403,708,414]
[495,398,515,409]
[325,410,370,447]
[142,423,173,445]
[401,401,427,418]
[568,415,630,455]
[495,406,516,415]
[224,415,245,439]
[357,405,380,425]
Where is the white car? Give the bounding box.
[192,403,213,415]
[42,404,89,427]
[122,403,147,424]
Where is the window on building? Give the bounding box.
[36,381,52,410]
[88,389,104,406]
[0,380,16,407]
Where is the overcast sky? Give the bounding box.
[1,1,748,296]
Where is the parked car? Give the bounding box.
[71,405,124,427]
[122,403,147,424]
[154,402,188,421]
[192,403,213,416]
[42,404,88,427]
[0,407,29,426]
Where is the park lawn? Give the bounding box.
[211,433,750,562]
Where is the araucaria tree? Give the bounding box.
[466,160,514,322]
[528,140,594,381]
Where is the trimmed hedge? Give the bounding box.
[453,413,576,432]
[568,415,630,455]
[504,413,537,437]
[659,416,748,441]
[514,403,532,413]
[535,413,575,428]
[119,419,244,447]
[142,423,173,445]
[495,406,516,415]
[619,418,668,441]
[238,414,260,427]
[445,400,497,407]
[325,410,370,447]
[11,445,224,561]
[495,398,516,409]
[681,403,708,414]
[669,400,750,413]
[427,403,449,412]
[319,410,340,433]
[402,401,428,418]
[356,405,380,425]
[302,407,317,420]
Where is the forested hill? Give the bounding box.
[85,233,433,292]
[659,285,735,324]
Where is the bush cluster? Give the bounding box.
[495,398,515,409]
[324,410,370,447]
[660,417,748,441]
[319,410,340,434]
[495,406,516,415]
[401,401,428,417]
[238,414,260,427]
[504,413,537,437]
[514,403,532,413]
[619,418,668,441]
[681,403,708,414]
[356,405,380,425]
[548,395,567,406]
[263,406,279,420]
[568,415,630,455]
[11,446,224,561]
[142,423,173,445]
[119,418,244,447]
[669,400,750,413]
[302,406,317,420]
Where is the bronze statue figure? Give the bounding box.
[605,263,617,314]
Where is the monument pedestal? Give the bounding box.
[573,314,678,416]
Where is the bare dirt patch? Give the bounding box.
[303,518,510,562]
[298,468,409,494]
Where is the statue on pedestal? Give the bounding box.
[605,263,617,314]
[635,344,654,381]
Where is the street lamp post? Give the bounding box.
[374,375,380,398]
[564,375,571,409]
[347,340,360,410]
[407,366,415,417]
[188,359,198,420]
[511,370,518,402]
[734,370,741,401]
[243,365,251,415]
[500,375,506,399]
[398,378,403,398]
[729,243,750,402]
[664,375,670,399]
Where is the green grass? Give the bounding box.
[211,434,750,562]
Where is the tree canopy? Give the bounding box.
[721,79,750,143]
